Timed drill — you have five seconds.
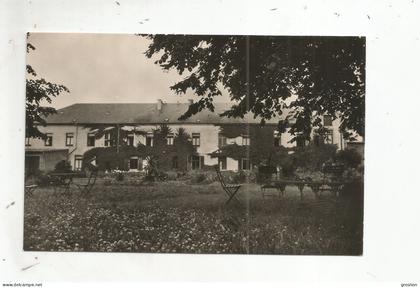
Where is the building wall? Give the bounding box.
[331,118,344,149]
[226,157,238,171]
[25,150,68,173]
[26,122,342,171]
[26,125,97,169]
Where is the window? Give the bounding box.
[313,134,323,146]
[74,155,83,171]
[323,115,333,127]
[192,133,200,146]
[129,156,139,170]
[44,133,53,146]
[314,130,333,146]
[273,131,281,147]
[324,129,334,144]
[126,134,134,146]
[241,158,251,170]
[146,133,154,147]
[166,133,174,145]
[66,133,74,146]
[242,135,250,146]
[87,133,95,147]
[218,156,227,170]
[218,134,227,147]
[172,156,178,169]
[104,133,113,147]
[25,137,31,146]
[191,155,203,170]
[296,134,306,148]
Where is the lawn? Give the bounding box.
[23,178,363,255]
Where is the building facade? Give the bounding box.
[25,101,346,173]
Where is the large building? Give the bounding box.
[25,100,347,173]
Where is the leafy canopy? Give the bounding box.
[82,125,197,171]
[26,34,69,139]
[143,35,365,139]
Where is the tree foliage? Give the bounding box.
[209,123,338,176]
[82,125,196,171]
[334,148,362,168]
[82,145,141,171]
[211,124,283,166]
[26,34,69,139]
[137,125,197,171]
[85,124,147,147]
[143,35,365,139]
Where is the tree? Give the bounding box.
[209,124,281,166]
[26,34,69,139]
[82,125,197,172]
[85,124,148,151]
[136,125,197,171]
[143,35,365,140]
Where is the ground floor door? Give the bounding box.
[129,157,142,170]
[25,155,40,175]
[218,156,227,170]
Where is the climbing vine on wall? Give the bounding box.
[82,125,197,171]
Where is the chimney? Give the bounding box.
[157,99,163,111]
[188,99,193,106]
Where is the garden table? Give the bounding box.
[261,179,347,200]
[49,172,77,195]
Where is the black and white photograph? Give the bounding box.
[23,33,364,255]
[2,0,420,285]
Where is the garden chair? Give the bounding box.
[75,170,98,195]
[49,173,75,196]
[24,174,38,197]
[25,184,38,197]
[214,166,242,205]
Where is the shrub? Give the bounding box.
[279,157,297,178]
[294,168,324,181]
[293,144,337,171]
[191,173,206,184]
[54,160,72,173]
[166,171,178,180]
[334,149,362,168]
[143,170,167,182]
[115,171,124,181]
[257,166,277,183]
[242,170,257,183]
[82,146,141,171]
[233,170,247,183]
[35,174,51,187]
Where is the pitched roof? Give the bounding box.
[45,103,283,125]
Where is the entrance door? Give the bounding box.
[25,155,40,175]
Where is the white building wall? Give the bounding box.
[27,121,343,170]
[281,128,297,148]
[27,125,106,168]
[330,118,344,149]
[226,157,238,171]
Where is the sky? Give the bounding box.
[27,33,230,109]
